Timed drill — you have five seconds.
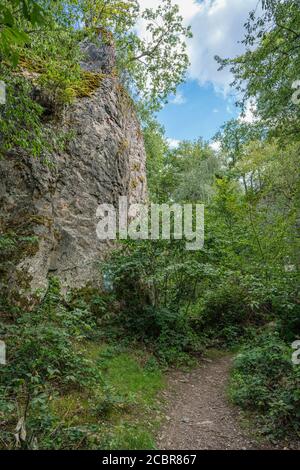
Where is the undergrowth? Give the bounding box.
[229,331,300,441]
[0,278,164,450]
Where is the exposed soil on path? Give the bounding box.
[157,354,276,450]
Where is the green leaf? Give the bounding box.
[30,3,46,26]
[1,8,15,27]
[3,26,30,46]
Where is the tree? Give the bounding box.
[216,0,300,141]
[119,0,192,110]
[143,119,169,201]
[168,140,219,204]
[0,0,47,65]
[0,1,191,155]
[214,119,265,168]
[0,1,191,111]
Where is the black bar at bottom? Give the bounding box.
[0,450,298,466]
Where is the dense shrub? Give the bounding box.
[103,239,299,363]
[0,278,101,448]
[1,278,99,391]
[190,271,299,347]
[272,273,300,342]
[194,281,263,345]
[230,332,300,439]
[102,240,208,363]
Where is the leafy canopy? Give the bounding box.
[0,0,191,110]
[216,0,300,140]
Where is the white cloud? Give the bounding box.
[137,0,259,95]
[213,108,219,113]
[188,0,259,94]
[239,100,258,123]
[209,140,221,152]
[171,91,186,105]
[226,104,234,114]
[137,0,200,24]
[167,138,181,149]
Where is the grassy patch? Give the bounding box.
[51,342,165,450]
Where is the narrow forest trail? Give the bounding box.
[157,354,274,450]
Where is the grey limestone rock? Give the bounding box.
[0,34,147,305]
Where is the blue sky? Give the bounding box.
[137,0,259,146]
[157,81,239,143]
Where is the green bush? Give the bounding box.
[272,273,300,342]
[230,332,300,439]
[102,240,207,363]
[1,278,99,392]
[0,278,101,449]
[191,272,298,347]
[193,280,260,346]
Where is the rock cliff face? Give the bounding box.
[0,35,147,304]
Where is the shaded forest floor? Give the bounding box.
[157,353,295,450]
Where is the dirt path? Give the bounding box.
[157,354,270,450]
